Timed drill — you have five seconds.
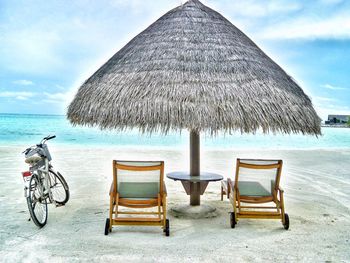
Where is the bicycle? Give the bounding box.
[22,135,69,227]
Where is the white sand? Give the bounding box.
[0,145,349,262]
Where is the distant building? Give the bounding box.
[326,115,350,124]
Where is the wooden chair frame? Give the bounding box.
[221,158,289,229]
[105,160,169,236]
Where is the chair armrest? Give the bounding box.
[109,183,115,196]
[163,182,167,196]
[227,178,235,192]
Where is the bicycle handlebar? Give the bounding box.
[40,135,56,144]
[23,135,56,153]
[44,135,56,141]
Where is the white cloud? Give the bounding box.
[12,79,34,86]
[44,92,68,102]
[0,0,176,77]
[44,91,75,104]
[212,0,302,18]
[314,96,336,102]
[55,84,65,90]
[260,13,350,40]
[42,90,76,114]
[315,105,350,120]
[319,0,344,5]
[321,84,346,90]
[209,1,350,41]
[313,96,350,120]
[0,90,73,104]
[0,91,35,100]
[1,29,63,74]
[109,0,175,14]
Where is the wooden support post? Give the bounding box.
[190,130,200,206]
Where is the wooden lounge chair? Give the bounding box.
[221,159,289,229]
[105,160,169,236]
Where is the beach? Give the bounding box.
[1,0,350,261]
[0,145,349,262]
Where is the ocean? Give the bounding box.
[0,113,349,149]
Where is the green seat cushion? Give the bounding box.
[238,181,271,197]
[118,182,159,198]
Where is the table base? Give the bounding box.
[167,171,223,206]
[181,181,209,206]
[170,204,217,219]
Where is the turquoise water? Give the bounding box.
[0,113,349,149]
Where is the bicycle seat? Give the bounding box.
[25,155,43,165]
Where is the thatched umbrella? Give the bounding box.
[67,0,321,205]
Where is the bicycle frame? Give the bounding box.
[36,160,55,202]
[24,136,56,204]
[22,135,69,228]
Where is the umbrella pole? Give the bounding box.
[190,130,200,205]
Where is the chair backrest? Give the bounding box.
[235,159,283,197]
[113,160,164,199]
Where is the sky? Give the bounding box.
[0,0,349,120]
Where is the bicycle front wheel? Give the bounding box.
[27,175,48,228]
[49,169,69,205]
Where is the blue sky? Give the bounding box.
[0,0,349,120]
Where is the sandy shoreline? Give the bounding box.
[1,146,349,262]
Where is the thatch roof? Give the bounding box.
[67,0,321,135]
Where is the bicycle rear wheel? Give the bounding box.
[27,175,48,227]
[49,169,69,205]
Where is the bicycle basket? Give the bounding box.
[41,144,52,161]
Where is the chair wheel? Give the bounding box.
[165,219,170,236]
[283,213,289,230]
[105,218,110,235]
[230,212,236,228]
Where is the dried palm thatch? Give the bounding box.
[67,0,321,136]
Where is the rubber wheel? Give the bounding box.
[230,212,236,228]
[283,213,289,230]
[165,219,170,236]
[49,170,69,205]
[105,218,110,235]
[27,175,48,228]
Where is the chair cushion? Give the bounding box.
[118,182,159,198]
[238,181,271,197]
